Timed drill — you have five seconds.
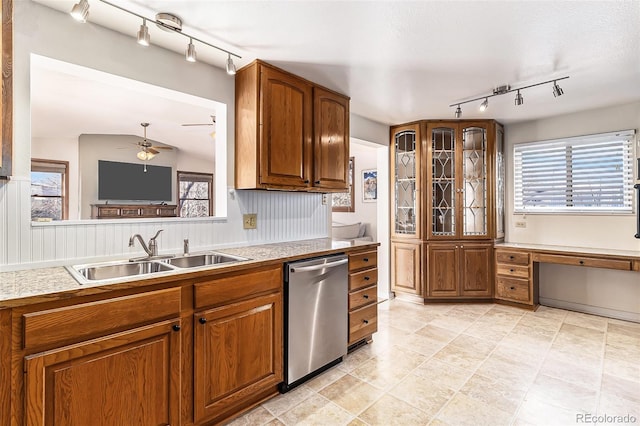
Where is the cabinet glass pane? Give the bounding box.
[462,126,487,236]
[394,130,416,235]
[495,127,505,238]
[432,127,455,236]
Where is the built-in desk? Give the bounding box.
[494,242,640,309]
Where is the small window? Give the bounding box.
[514,130,634,213]
[31,159,69,221]
[177,171,213,217]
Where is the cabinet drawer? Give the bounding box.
[121,208,141,217]
[97,207,120,218]
[349,285,377,311]
[496,263,529,279]
[495,277,531,303]
[349,303,377,345]
[23,287,181,350]
[532,253,632,271]
[349,268,378,291]
[194,266,281,309]
[349,250,377,272]
[495,250,529,265]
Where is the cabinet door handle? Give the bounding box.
[172,324,181,332]
[199,317,207,325]
[363,294,369,299]
[304,180,310,184]
[510,286,515,290]
[460,245,464,249]
[314,180,321,184]
[363,319,369,324]
[364,276,370,281]
[509,256,515,260]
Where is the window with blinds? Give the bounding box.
[514,130,635,213]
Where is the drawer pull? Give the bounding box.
[199,317,207,325]
[363,319,369,324]
[510,269,514,272]
[364,276,370,281]
[363,258,369,262]
[579,260,585,265]
[509,255,514,260]
[363,294,369,299]
[172,324,181,332]
[510,286,515,290]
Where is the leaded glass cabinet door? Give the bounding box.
[391,124,420,239]
[428,124,457,238]
[495,124,505,239]
[461,124,488,237]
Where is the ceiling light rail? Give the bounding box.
[449,76,569,117]
[70,0,241,74]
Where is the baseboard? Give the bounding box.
[539,297,640,323]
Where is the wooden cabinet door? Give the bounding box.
[459,243,492,297]
[427,244,458,297]
[24,320,181,426]
[390,123,422,240]
[313,87,350,190]
[194,293,282,423]
[259,66,313,188]
[390,241,422,296]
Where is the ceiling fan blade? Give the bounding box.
[147,147,160,155]
[152,146,173,150]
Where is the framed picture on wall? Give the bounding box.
[362,169,377,202]
[332,157,355,212]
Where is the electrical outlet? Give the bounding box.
[243,213,257,229]
[515,221,527,228]
[322,194,329,205]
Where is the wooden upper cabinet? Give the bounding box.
[235,60,349,192]
[313,87,349,190]
[1,0,13,178]
[390,123,422,239]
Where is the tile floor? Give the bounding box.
[228,300,640,426]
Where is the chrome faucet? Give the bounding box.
[129,230,163,258]
[183,238,189,255]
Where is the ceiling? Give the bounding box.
[34,0,640,126]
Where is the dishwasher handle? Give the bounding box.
[290,258,348,273]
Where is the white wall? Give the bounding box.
[505,101,640,321]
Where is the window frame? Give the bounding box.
[31,158,69,221]
[177,170,214,218]
[513,130,635,214]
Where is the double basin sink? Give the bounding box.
[67,252,250,284]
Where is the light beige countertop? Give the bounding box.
[495,242,640,259]
[0,238,378,308]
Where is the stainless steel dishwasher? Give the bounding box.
[280,254,348,392]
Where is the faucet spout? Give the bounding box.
[129,234,153,256]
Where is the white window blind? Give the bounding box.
[514,130,635,213]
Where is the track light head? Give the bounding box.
[479,98,489,112]
[70,0,90,23]
[552,81,564,97]
[515,90,524,106]
[137,19,150,46]
[186,39,197,62]
[226,54,237,75]
[454,105,462,118]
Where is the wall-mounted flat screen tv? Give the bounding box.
[98,160,172,201]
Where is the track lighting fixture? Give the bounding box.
[70,0,241,71]
[552,80,564,97]
[137,18,150,46]
[70,0,90,22]
[449,76,569,118]
[514,90,524,106]
[186,38,197,62]
[226,54,237,75]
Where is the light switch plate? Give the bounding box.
[515,221,527,228]
[322,194,329,205]
[243,213,257,229]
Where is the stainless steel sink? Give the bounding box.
[69,260,175,282]
[165,252,248,268]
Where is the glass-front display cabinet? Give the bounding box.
[390,123,421,239]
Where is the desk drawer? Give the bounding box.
[349,285,377,311]
[496,250,529,265]
[349,303,377,345]
[533,253,632,271]
[349,268,378,291]
[349,251,377,272]
[495,277,531,303]
[496,264,530,279]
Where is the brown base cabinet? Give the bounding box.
[390,240,423,297]
[494,247,538,307]
[427,242,493,299]
[348,249,378,347]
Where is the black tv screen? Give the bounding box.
[98,160,172,202]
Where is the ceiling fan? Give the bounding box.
[136,122,172,161]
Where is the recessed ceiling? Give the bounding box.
[34,0,640,125]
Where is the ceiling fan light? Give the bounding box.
[514,90,524,106]
[70,0,90,22]
[454,105,462,118]
[479,98,489,112]
[226,54,236,75]
[137,19,150,46]
[186,39,197,62]
[137,150,156,161]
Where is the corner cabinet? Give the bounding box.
[390,120,504,303]
[235,59,349,192]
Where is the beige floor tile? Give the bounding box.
[601,373,640,403]
[475,352,538,388]
[499,332,554,355]
[389,373,455,418]
[338,345,379,373]
[548,340,604,366]
[526,374,598,412]
[395,332,446,357]
[564,311,608,331]
[415,324,460,344]
[262,385,315,417]
[558,323,606,341]
[603,356,640,382]
[606,330,640,348]
[519,312,564,329]
[530,305,568,321]
[516,397,586,426]
[598,391,640,419]
[436,392,512,426]
[607,321,640,338]
[412,358,473,391]
[279,393,353,426]
[385,312,431,333]
[347,418,368,426]
[318,374,383,415]
[225,406,275,426]
[463,321,509,341]
[351,346,427,389]
[263,420,285,426]
[305,365,347,391]
[510,322,559,342]
[459,373,528,415]
[358,394,431,426]
[538,354,602,389]
[449,333,497,354]
[428,316,476,333]
[432,343,489,371]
